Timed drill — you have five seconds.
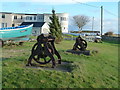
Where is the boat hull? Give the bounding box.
[0,24,33,41]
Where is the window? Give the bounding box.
[12,24,15,27]
[61,17,63,21]
[21,16,23,19]
[30,17,32,20]
[26,16,32,20]
[34,16,36,20]
[5,23,7,27]
[61,17,67,21]
[38,17,40,20]
[2,14,5,18]
[38,16,43,20]
[1,23,7,28]
[14,16,17,19]
[26,16,29,20]
[2,23,4,28]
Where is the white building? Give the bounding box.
[0,12,13,28]
[21,22,49,35]
[0,12,69,35]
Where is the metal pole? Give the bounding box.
[92,17,94,31]
[101,6,103,36]
[92,16,94,36]
[91,17,94,41]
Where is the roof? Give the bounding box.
[0,12,68,15]
[0,12,40,15]
[0,12,12,14]
[21,22,45,27]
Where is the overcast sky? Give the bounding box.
[0,0,119,34]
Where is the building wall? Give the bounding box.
[24,15,37,22]
[32,27,41,36]
[43,13,69,33]
[0,13,13,28]
[57,13,69,33]
[0,12,69,33]
[37,14,44,22]
[12,14,24,26]
[41,23,50,34]
[43,14,51,23]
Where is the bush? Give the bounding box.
[104,31,113,36]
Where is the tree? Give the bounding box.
[73,15,90,31]
[104,31,113,36]
[49,9,63,43]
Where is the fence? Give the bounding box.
[64,36,96,42]
[102,35,120,42]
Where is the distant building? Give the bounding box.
[21,22,49,35]
[0,12,69,35]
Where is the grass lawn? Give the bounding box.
[1,39,119,88]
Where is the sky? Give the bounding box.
[0,0,119,34]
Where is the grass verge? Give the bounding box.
[2,40,119,88]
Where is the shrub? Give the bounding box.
[104,31,113,36]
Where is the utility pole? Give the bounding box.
[92,17,94,37]
[92,17,94,32]
[101,6,103,36]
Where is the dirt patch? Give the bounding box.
[25,61,72,72]
[66,49,90,55]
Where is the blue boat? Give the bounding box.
[0,24,33,46]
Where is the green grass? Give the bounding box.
[1,40,119,88]
[0,49,2,89]
[102,39,120,44]
[63,34,78,38]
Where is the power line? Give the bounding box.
[72,0,117,35]
[72,0,117,17]
[104,9,117,17]
[72,0,99,8]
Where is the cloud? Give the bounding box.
[103,18,118,33]
[92,18,118,34]
[69,17,118,34]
